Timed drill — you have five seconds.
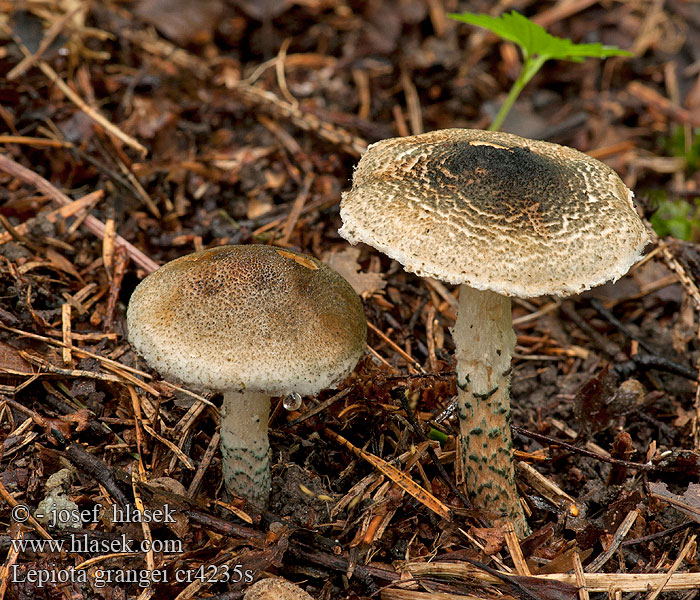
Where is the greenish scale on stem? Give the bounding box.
[453,285,529,537]
[220,390,271,507]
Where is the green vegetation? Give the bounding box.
[448,11,632,131]
[648,127,700,241]
[665,126,700,173]
[428,427,449,444]
[650,194,700,241]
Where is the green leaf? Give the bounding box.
[448,11,633,62]
[650,197,700,241]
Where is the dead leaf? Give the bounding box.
[574,365,618,437]
[231,0,291,20]
[57,408,92,434]
[574,367,644,438]
[655,449,700,477]
[43,417,72,440]
[323,247,386,298]
[121,97,179,140]
[46,248,83,282]
[135,0,224,46]
[467,557,579,600]
[246,194,274,219]
[0,341,33,375]
[649,481,700,524]
[535,547,593,575]
[148,477,190,538]
[673,407,695,428]
[471,526,506,555]
[668,238,700,282]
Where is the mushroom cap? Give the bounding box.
[339,129,650,297]
[127,245,366,395]
[243,578,314,600]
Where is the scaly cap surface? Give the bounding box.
[339,129,649,297]
[127,245,366,395]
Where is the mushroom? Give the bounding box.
[339,128,649,536]
[126,245,367,507]
[244,578,314,600]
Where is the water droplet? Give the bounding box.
[283,393,302,411]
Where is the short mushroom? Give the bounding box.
[244,578,314,600]
[126,245,367,507]
[339,128,649,536]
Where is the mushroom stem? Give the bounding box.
[453,285,529,537]
[220,390,271,507]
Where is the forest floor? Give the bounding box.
[1,1,700,599]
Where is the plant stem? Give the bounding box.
[489,54,548,132]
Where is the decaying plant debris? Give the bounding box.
[1,1,700,599]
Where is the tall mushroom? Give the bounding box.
[126,245,367,507]
[339,129,649,536]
